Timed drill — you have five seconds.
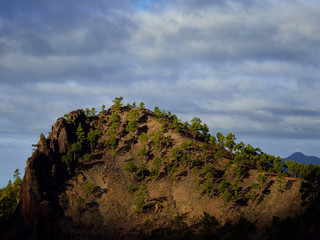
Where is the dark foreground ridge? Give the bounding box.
[1,98,320,240]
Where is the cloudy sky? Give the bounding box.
[1,0,320,186]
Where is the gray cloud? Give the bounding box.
[1,0,320,186]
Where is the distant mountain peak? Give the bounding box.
[286,152,320,165]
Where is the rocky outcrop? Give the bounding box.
[4,109,88,240]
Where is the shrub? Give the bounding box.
[204,179,215,196]
[179,153,192,166]
[83,153,91,162]
[76,196,84,212]
[214,144,223,159]
[83,181,95,195]
[266,216,299,240]
[225,215,256,240]
[193,177,202,190]
[134,164,148,181]
[109,113,120,123]
[180,140,193,150]
[139,132,148,144]
[171,147,182,160]
[201,142,210,150]
[138,147,147,158]
[257,174,267,188]
[127,184,136,193]
[126,121,138,133]
[124,161,138,173]
[172,214,188,232]
[201,213,219,235]
[152,131,172,151]
[167,165,178,178]
[218,180,230,194]
[128,109,139,121]
[221,190,232,203]
[104,136,117,150]
[203,165,216,179]
[133,186,148,213]
[233,165,242,177]
[143,218,152,228]
[151,157,162,176]
[153,157,162,169]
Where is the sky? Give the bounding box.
[1,0,320,187]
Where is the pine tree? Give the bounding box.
[113,96,123,110]
[202,123,209,137]
[87,129,101,153]
[76,123,86,147]
[139,101,145,110]
[225,133,236,152]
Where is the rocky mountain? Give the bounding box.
[286,152,320,165]
[0,101,319,240]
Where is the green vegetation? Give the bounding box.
[138,147,147,160]
[61,122,91,174]
[87,129,101,153]
[112,96,123,111]
[127,184,136,193]
[83,153,91,162]
[134,164,148,181]
[0,169,22,216]
[201,213,219,238]
[123,161,138,173]
[76,123,85,147]
[245,183,259,202]
[126,121,138,134]
[151,131,172,152]
[100,104,107,113]
[150,157,163,177]
[225,215,256,240]
[83,181,95,195]
[76,196,84,212]
[225,133,236,152]
[108,112,120,123]
[171,214,188,232]
[85,107,97,117]
[63,113,72,124]
[133,186,148,213]
[139,101,145,110]
[300,166,320,210]
[203,165,216,179]
[266,216,299,240]
[104,122,118,150]
[204,179,215,196]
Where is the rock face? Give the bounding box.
[0,107,307,240]
[5,109,88,240]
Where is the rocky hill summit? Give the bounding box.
[1,98,319,240]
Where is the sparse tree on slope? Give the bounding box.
[76,123,86,148]
[87,129,101,153]
[113,96,123,110]
[225,133,236,152]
